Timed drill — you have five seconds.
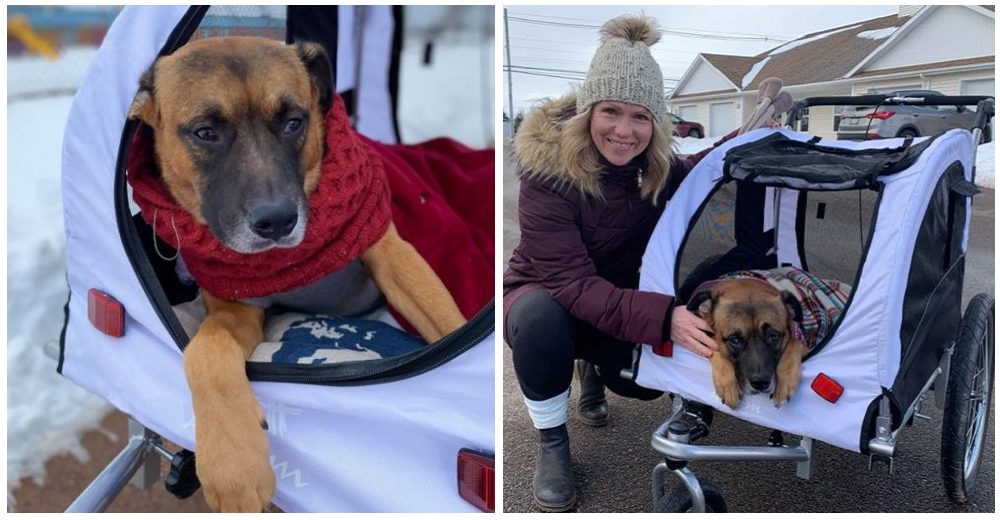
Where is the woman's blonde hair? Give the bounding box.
[558,104,674,204]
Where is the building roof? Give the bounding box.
[671,6,995,100]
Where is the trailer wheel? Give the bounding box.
[655,480,727,513]
[940,293,994,504]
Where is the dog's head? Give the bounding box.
[128,36,333,253]
[687,279,803,395]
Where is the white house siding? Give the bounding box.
[851,80,922,95]
[675,60,735,96]
[862,6,994,72]
[929,71,995,96]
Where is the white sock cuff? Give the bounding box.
[524,389,569,430]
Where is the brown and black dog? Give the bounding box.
[128,37,466,512]
[687,279,806,409]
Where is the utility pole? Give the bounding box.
[504,8,515,133]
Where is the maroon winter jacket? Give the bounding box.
[504,94,735,346]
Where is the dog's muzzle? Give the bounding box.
[249,201,298,240]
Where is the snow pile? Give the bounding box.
[975,141,995,189]
[857,27,897,40]
[7,93,113,493]
[741,56,771,88]
[767,24,862,56]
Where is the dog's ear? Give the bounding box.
[686,290,714,320]
[781,291,803,325]
[294,42,334,115]
[128,65,158,125]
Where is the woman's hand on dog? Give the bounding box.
[671,307,718,357]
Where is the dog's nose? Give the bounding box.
[749,377,771,393]
[249,202,298,240]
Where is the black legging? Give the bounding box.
[505,289,663,402]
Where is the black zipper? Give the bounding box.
[115,6,210,350]
[247,300,494,386]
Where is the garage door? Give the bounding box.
[709,102,734,137]
[961,78,995,96]
[678,105,698,123]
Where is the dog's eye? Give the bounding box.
[194,127,219,142]
[726,336,744,350]
[284,118,303,134]
[766,331,782,346]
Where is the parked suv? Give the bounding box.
[670,113,704,138]
[837,89,990,142]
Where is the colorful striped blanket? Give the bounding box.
[705,267,851,350]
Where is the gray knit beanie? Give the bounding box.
[577,15,666,122]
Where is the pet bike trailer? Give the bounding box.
[633,94,994,512]
[57,6,495,513]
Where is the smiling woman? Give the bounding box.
[503,13,740,512]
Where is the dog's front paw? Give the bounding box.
[196,401,275,512]
[714,379,742,408]
[771,378,797,408]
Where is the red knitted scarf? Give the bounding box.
[126,96,392,300]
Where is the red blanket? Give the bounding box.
[366,135,495,322]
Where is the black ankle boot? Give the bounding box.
[576,360,609,427]
[533,424,577,511]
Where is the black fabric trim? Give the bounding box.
[56,288,71,374]
[795,190,809,272]
[389,5,404,142]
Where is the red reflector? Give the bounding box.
[457,449,494,512]
[654,340,673,357]
[811,373,843,403]
[88,289,125,338]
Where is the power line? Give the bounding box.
[508,14,791,43]
[511,35,711,56]
[504,65,679,84]
[509,10,798,41]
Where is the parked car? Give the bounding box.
[670,113,704,138]
[837,89,991,142]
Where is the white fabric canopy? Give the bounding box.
[637,127,973,452]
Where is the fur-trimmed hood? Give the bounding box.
[513,93,674,197]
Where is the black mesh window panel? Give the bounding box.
[801,189,879,288]
[675,181,777,303]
